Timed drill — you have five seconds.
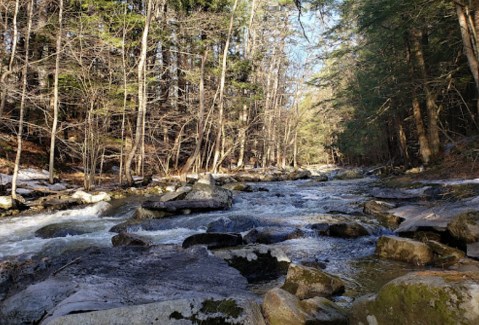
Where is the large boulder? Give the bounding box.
[243,227,304,244]
[447,211,479,244]
[133,207,170,220]
[184,183,233,209]
[213,245,290,282]
[376,236,434,265]
[207,216,260,233]
[182,233,243,249]
[0,246,256,324]
[350,271,479,325]
[48,298,265,325]
[282,264,345,299]
[159,187,191,202]
[111,232,152,247]
[262,288,347,325]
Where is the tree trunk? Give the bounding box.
[49,0,63,184]
[181,49,208,179]
[125,0,153,185]
[212,0,239,173]
[11,0,33,200]
[0,0,19,118]
[409,28,440,157]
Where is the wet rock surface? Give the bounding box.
[34,221,102,239]
[111,232,152,247]
[243,227,305,244]
[0,245,254,324]
[213,245,290,282]
[182,232,243,249]
[207,215,261,233]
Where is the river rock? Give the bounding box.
[207,215,260,233]
[72,190,111,204]
[328,222,370,238]
[427,240,465,267]
[282,263,345,299]
[334,168,363,180]
[197,173,216,186]
[262,288,346,325]
[182,233,243,249]
[0,245,255,324]
[363,200,395,216]
[184,183,233,209]
[301,296,348,325]
[213,245,290,282]
[110,218,166,233]
[222,182,253,192]
[35,222,100,239]
[159,187,190,202]
[0,261,15,300]
[111,232,152,247]
[288,170,312,181]
[376,235,434,265]
[0,196,13,210]
[349,271,479,325]
[392,196,479,234]
[243,227,304,244]
[42,197,81,210]
[447,211,479,244]
[133,207,169,220]
[48,297,265,325]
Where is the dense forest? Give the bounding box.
[1,0,479,192]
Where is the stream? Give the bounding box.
[0,177,421,301]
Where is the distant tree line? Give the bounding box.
[301,0,479,167]
[0,0,305,192]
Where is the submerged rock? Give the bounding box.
[350,271,479,325]
[35,222,100,239]
[111,232,152,247]
[207,216,260,233]
[213,245,290,282]
[243,227,304,244]
[48,297,265,325]
[182,233,243,249]
[282,264,345,299]
[376,236,434,265]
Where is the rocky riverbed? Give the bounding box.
[1,167,479,324]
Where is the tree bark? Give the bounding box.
[212,0,239,173]
[49,0,63,184]
[125,0,153,185]
[11,0,33,200]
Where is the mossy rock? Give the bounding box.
[350,271,479,325]
[282,263,345,299]
[376,236,434,266]
[447,211,479,244]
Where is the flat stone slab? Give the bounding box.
[0,245,254,324]
[392,196,479,233]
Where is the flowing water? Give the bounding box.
[0,177,418,298]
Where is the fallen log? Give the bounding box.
[142,199,227,212]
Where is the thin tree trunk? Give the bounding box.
[12,0,33,200]
[119,3,128,184]
[0,0,19,118]
[49,0,63,184]
[212,0,239,172]
[125,0,153,185]
[181,49,208,180]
